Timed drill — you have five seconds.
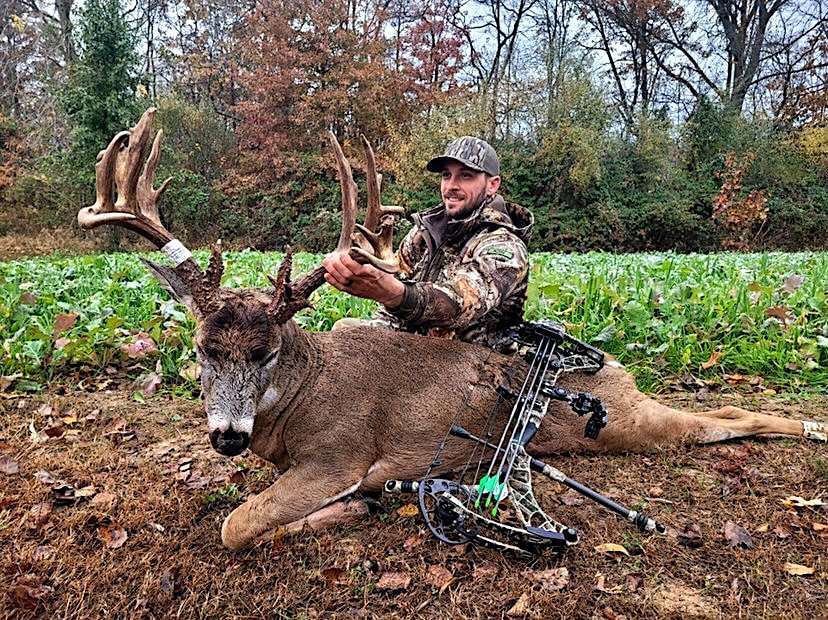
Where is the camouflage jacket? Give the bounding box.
[377,194,533,350]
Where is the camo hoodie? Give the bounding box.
[377,194,533,350]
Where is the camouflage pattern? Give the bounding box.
[426,136,500,176]
[377,194,533,351]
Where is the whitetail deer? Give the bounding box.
[78,109,826,551]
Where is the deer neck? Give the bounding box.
[256,320,322,421]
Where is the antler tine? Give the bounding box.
[328,131,358,253]
[360,134,405,231]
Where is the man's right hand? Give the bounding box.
[322,251,405,309]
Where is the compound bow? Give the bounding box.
[386,321,666,557]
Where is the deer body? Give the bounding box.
[218,319,808,550]
[77,109,824,552]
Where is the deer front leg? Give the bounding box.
[220,465,365,550]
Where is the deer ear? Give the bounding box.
[142,258,198,314]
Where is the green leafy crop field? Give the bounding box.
[1,251,826,394]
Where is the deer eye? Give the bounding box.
[250,347,269,363]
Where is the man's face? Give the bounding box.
[440,161,501,219]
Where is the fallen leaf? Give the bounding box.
[98,524,128,549]
[121,333,158,359]
[779,274,804,294]
[723,521,754,549]
[595,543,630,556]
[812,523,827,532]
[425,565,453,591]
[90,491,117,508]
[783,562,815,576]
[403,534,424,551]
[35,470,56,484]
[25,502,52,529]
[781,496,824,508]
[559,490,585,506]
[376,571,411,591]
[595,572,623,594]
[52,312,78,337]
[0,455,19,475]
[765,306,793,325]
[600,606,628,620]
[136,372,162,397]
[531,567,570,591]
[625,573,643,592]
[32,545,54,561]
[647,486,663,498]
[396,503,419,518]
[11,575,52,611]
[19,291,36,305]
[506,592,530,617]
[321,567,347,586]
[54,337,71,350]
[472,561,499,580]
[773,525,790,539]
[160,568,176,596]
[701,350,721,369]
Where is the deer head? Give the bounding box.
[78,109,403,456]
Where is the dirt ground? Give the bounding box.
[1,388,826,619]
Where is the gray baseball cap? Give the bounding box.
[426,136,500,176]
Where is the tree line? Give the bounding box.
[1,0,826,253]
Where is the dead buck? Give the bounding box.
[78,109,826,550]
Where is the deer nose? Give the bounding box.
[209,427,250,456]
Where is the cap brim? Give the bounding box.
[426,156,486,173]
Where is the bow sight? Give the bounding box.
[386,321,666,557]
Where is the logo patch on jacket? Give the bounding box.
[482,246,514,261]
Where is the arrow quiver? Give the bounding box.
[385,321,666,558]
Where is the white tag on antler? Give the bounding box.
[161,239,192,266]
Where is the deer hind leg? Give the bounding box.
[689,405,823,444]
[221,465,367,550]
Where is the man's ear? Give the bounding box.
[487,175,501,196]
[142,259,199,315]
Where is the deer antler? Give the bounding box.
[267,132,405,323]
[77,108,223,315]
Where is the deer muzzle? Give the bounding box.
[209,427,250,457]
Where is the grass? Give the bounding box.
[1,250,826,393]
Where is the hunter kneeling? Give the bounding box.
[323,136,533,350]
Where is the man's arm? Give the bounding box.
[388,230,529,330]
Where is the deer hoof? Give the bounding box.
[803,420,827,442]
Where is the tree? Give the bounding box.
[61,0,140,161]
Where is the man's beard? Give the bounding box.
[444,186,489,219]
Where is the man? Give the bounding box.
[322,136,533,351]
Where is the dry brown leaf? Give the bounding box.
[90,491,117,509]
[559,490,585,506]
[25,502,52,528]
[160,568,176,596]
[473,561,499,580]
[764,306,793,325]
[425,565,453,592]
[723,521,754,549]
[595,572,623,594]
[321,567,348,586]
[136,372,162,397]
[11,575,52,611]
[531,567,570,591]
[506,592,530,617]
[701,350,722,369]
[98,524,128,549]
[0,455,19,475]
[779,274,804,294]
[403,534,424,551]
[178,361,201,382]
[376,571,411,591]
[625,573,643,592]
[594,543,630,556]
[600,606,629,620]
[32,545,54,561]
[52,312,78,337]
[812,523,827,532]
[396,503,419,518]
[756,523,769,533]
[783,562,815,576]
[781,496,824,508]
[773,525,790,539]
[121,333,158,359]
